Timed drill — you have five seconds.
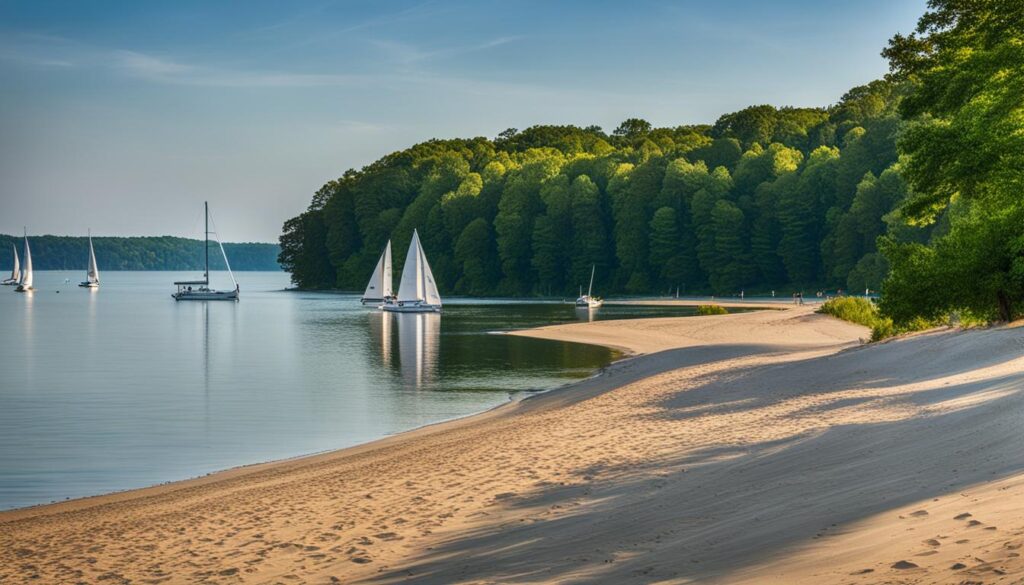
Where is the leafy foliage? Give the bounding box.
[696,304,728,316]
[281,85,932,295]
[880,0,1024,322]
[818,296,906,342]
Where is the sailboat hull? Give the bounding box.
[78,282,99,289]
[14,285,32,292]
[380,301,440,313]
[172,290,239,301]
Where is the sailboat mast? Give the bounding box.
[204,201,209,284]
[588,265,595,297]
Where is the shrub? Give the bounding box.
[818,297,879,328]
[819,296,935,341]
[697,304,728,315]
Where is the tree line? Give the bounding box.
[280,80,934,298]
[0,235,282,271]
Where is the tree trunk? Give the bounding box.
[996,290,1013,322]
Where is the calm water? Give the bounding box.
[0,271,706,511]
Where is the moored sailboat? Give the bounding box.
[1,244,19,285]
[380,229,441,313]
[79,230,100,289]
[361,240,393,305]
[15,231,33,293]
[575,265,603,309]
[172,202,239,301]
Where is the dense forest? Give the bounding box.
[281,0,1021,325]
[280,81,933,296]
[0,235,281,271]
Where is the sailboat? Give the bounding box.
[381,229,441,313]
[1,244,18,285]
[15,230,33,293]
[172,202,239,301]
[575,265,603,308]
[361,240,393,305]
[78,230,100,289]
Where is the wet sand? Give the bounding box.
[2,307,1022,584]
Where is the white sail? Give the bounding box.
[419,241,442,307]
[207,208,237,289]
[87,234,99,284]
[363,241,393,299]
[396,230,425,303]
[9,244,19,281]
[382,241,393,298]
[21,234,33,289]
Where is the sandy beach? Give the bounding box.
[2,306,1023,584]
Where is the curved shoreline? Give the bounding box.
[0,301,759,522]
[0,303,757,517]
[4,308,1023,584]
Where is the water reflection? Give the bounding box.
[369,312,441,389]
[367,310,393,367]
[575,305,600,322]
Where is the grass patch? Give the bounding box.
[697,304,729,315]
[818,296,938,341]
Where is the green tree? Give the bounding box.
[880,0,1024,321]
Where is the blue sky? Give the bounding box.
[0,0,926,242]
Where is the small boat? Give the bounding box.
[575,265,603,309]
[172,202,239,301]
[1,243,19,285]
[361,240,393,305]
[78,230,100,289]
[15,230,33,293]
[380,229,441,313]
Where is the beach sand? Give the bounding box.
[2,307,1022,584]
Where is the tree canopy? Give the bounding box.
[879,0,1024,322]
[280,86,935,296]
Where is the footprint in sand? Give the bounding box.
[951,562,967,570]
[891,560,919,570]
[954,513,972,520]
[924,539,941,547]
[967,520,984,527]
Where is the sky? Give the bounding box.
[0,0,927,242]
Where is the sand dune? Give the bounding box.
[2,307,1022,584]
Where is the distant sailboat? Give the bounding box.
[79,231,100,289]
[575,265,603,309]
[172,202,239,301]
[381,229,441,313]
[361,240,393,305]
[1,244,18,285]
[15,230,33,293]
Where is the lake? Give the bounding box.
[0,271,707,511]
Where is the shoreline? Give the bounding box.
[0,301,757,516]
[0,301,725,521]
[3,307,1023,584]
[0,316,643,518]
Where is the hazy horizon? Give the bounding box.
[0,0,926,242]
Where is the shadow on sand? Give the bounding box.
[363,326,1024,584]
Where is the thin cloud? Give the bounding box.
[371,35,522,66]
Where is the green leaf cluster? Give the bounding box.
[879,0,1024,322]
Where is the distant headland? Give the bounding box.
[0,234,281,271]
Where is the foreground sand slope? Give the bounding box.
[2,308,1022,585]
